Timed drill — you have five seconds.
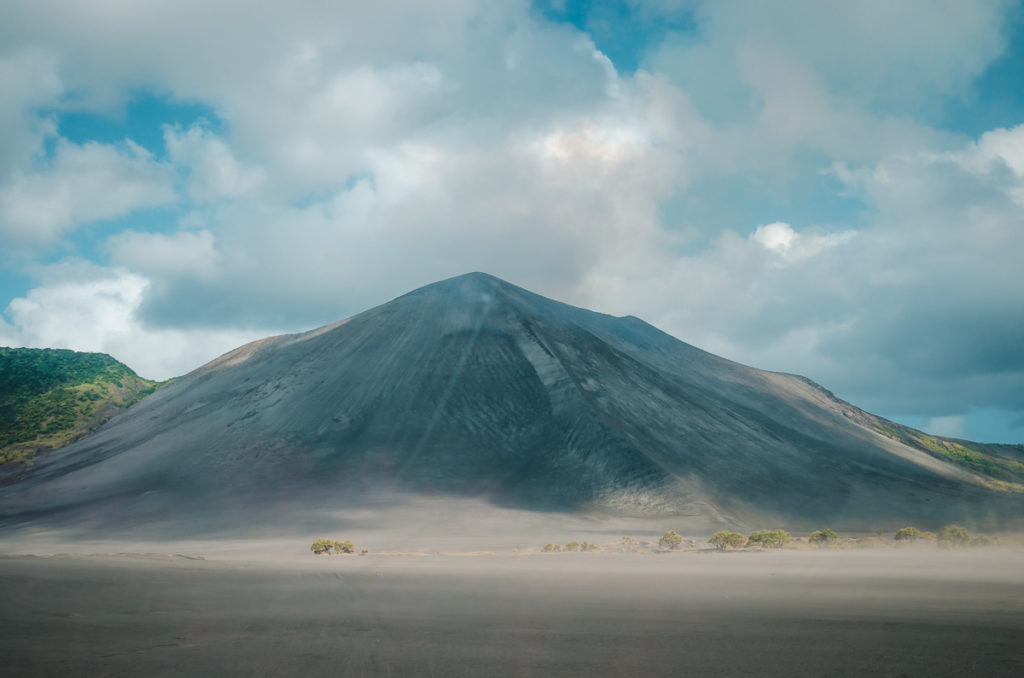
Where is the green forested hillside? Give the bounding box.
[871,418,1024,492]
[0,347,161,465]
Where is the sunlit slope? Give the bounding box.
[0,348,160,466]
[797,378,1024,492]
[1,273,1020,529]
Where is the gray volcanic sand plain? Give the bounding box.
[2,543,1023,678]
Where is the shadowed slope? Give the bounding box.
[1,273,1020,531]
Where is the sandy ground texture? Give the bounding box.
[1,546,1023,677]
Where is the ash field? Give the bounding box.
[1,542,1023,678]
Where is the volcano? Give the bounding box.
[2,272,1021,531]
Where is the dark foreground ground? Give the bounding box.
[1,548,1022,677]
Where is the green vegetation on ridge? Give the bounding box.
[0,347,162,465]
[870,420,1024,492]
[798,376,1024,493]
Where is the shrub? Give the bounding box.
[893,526,921,542]
[747,529,791,549]
[580,541,598,552]
[333,540,358,557]
[310,538,355,555]
[541,543,561,552]
[970,534,999,547]
[564,541,580,552]
[808,528,839,546]
[937,525,971,547]
[310,538,333,555]
[360,548,369,555]
[708,531,747,550]
[659,530,684,549]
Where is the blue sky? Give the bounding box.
[1,0,1023,443]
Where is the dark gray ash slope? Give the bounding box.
[2,273,1020,530]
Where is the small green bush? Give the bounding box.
[747,529,791,549]
[310,538,333,555]
[938,525,971,547]
[332,540,355,554]
[564,541,579,552]
[311,538,355,555]
[969,534,999,547]
[708,531,747,549]
[808,528,839,546]
[659,530,683,549]
[541,543,561,552]
[580,541,598,552]
[893,526,921,542]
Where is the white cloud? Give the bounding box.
[971,124,1024,177]
[1,263,276,380]
[0,139,175,245]
[652,0,1013,109]
[0,1,611,198]
[107,229,221,280]
[752,221,855,262]
[939,123,1024,205]
[643,0,1011,184]
[751,222,796,252]
[164,124,265,203]
[0,48,62,178]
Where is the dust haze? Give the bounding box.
[2,501,1023,678]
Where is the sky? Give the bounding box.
[0,0,1022,444]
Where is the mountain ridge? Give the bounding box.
[1,272,1021,532]
[0,347,160,467]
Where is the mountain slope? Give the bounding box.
[1,273,1020,531]
[0,348,160,466]
[804,379,1024,492]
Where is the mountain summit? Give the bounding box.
[2,272,1021,531]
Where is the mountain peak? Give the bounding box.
[393,271,551,324]
[412,271,514,297]
[3,275,1021,532]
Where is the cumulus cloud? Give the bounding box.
[0,139,175,245]
[0,48,62,178]
[1,262,276,380]
[651,0,1013,111]
[164,124,265,203]
[751,221,856,262]
[642,0,1012,190]
[751,222,797,252]
[134,89,685,330]
[602,129,1024,429]
[107,229,221,280]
